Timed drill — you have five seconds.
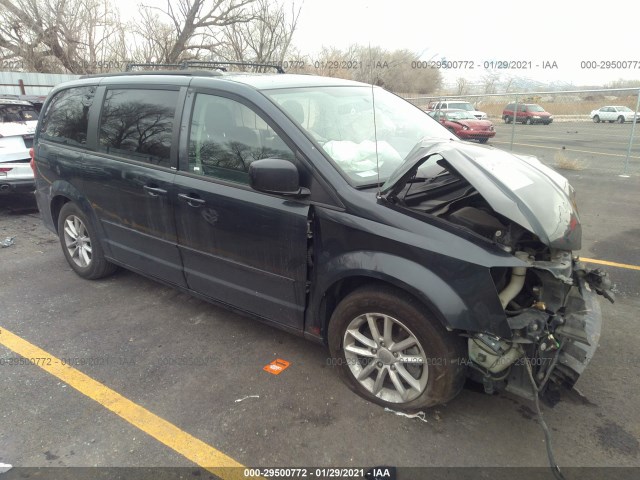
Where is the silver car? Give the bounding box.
[590,105,640,123]
[0,98,38,193]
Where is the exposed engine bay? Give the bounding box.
[385,152,615,403]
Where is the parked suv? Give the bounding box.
[502,103,553,125]
[0,98,38,193]
[427,100,487,119]
[33,70,611,410]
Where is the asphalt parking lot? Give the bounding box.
[490,120,640,175]
[1,125,639,479]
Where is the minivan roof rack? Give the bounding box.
[125,61,285,74]
[79,69,224,79]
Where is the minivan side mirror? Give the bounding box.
[249,158,310,197]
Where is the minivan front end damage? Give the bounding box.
[382,140,614,402]
[469,253,611,402]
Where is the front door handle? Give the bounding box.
[178,193,206,207]
[143,185,168,197]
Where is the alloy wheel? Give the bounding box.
[343,313,429,403]
[63,215,93,268]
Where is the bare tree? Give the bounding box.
[309,45,359,79]
[455,77,468,96]
[136,0,257,64]
[218,0,301,69]
[503,76,515,93]
[482,73,500,94]
[127,8,180,64]
[304,45,441,94]
[349,45,442,94]
[0,0,123,73]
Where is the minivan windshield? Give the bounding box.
[265,86,452,186]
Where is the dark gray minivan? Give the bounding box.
[32,70,612,411]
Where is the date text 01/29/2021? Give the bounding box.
[242,467,393,478]
[409,59,558,69]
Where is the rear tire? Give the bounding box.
[57,202,117,280]
[525,117,532,125]
[593,115,600,123]
[504,116,512,124]
[618,116,625,124]
[328,285,466,411]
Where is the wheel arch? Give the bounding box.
[47,180,110,256]
[309,251,510,343]
[50,194,71,233]
[317,275,441,343]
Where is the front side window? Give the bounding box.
[188,94,295,184]
[40,87,95,145]
[98,89,178,167]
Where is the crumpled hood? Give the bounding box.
[381,140,582,250]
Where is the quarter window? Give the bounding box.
[98,89,178,167]
[40,87,95,146]
[188,94,295,184]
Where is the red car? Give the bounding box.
[429,109,495,143]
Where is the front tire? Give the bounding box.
[618,116,625,124]
[593,115,600,123]
[57,202,117,279]
[328,286,466,411]
[478,138,489,144]
[525,117,533,125]
[504,115,512,124]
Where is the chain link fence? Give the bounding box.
[401,88,640,176]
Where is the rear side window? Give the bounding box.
[40,87,96,145]
[98,89,178,167]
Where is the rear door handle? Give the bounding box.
[143,185,167,197]
[178,193,206,207]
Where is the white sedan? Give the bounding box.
[590,106,640,123]
[0,99,38,194]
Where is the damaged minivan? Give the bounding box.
[33,70,613,410]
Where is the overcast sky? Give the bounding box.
[126,0,640,87]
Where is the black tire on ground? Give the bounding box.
[525,117,533,125]
[593,115,600,123]
[504,116,511,124]
[479,138,489,144]
[618,116,625,124]
[57,202,117,280]
[328,285,466,411]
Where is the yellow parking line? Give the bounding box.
[581,257,640,271]
[0,326,249,480]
